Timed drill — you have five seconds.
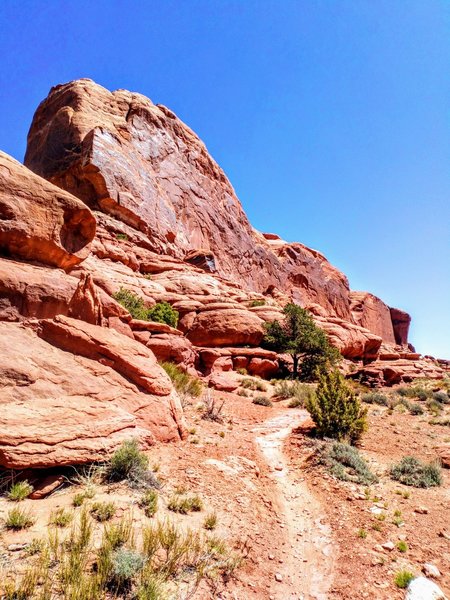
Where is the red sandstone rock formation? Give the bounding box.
[0,320,185,469]
[0,151,96,269]
[0,77,447,473]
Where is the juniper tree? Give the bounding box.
[263,303,340,380]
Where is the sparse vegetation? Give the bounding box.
[433,390,449,404]
[91,501,116,522]
[236,367,248,375]
[409,402,424,415]
[72,492,86,507]
[107,439,149,484]
[319,441,377,484]
[201,390,225,422]
[147,301,179,328]
[140,489,158,517]
[241,377,267,391]
[361,392,389,406]
[394,569,414,589]
[0,509,242,599]
[396,540,408,552]
[112,288,178,326]
[252,395,273,407]
[49,508,73,528]
[249,299,266,307]
[5,506,35,530]
[262,303,341,380]
[203,512,218,530]
[306,369,368,443]
[167,494,203,514]
[161,362,202,402]
[7,480,33,501]
[115,232,128,241]
[390,456,442,488]
[357,528,367,539]
[274,380,315,407]
[111,548,145,588]
[426,398,443,416]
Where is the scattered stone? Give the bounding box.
[405,576,447,600]
[8,543,27,552]
[438,530,450,540]
[275,573,283,582]
[422,564,441,579]
[268,554,275,561]
[29,474,65,499]
[415,506,429,514]
[381,541,395,551]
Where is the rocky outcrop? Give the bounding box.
[0,321,185,469]
[390,307,411,346]
[349,292,395,344]
[0,151,96,269]
[24,79,355,321]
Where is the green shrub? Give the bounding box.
[237,389,249,397]
[357,528,367,539]
[396,385,431,400]
[161,362,202,399]
[236,367,248,375]
[140,489,158,518]
[115,233,128,241]
[72,492,86,507]
[263,303,341,380]
[249,299,266,307]
[394,570,414,589]
[426,398,443,415]
[396,540,408,552]
[203,512,218,530]
[433,390,449,404]
[274,381,314,407]
[147,302,179,328]
[390,456,442,488]
[5,507,35,530]
[319,442,378,484]
[108,439,149,483]
[306,369,367,444]
[49,508,73,528]
[90,501,116,522]
[361,392,389,406]
[241,378,267,391]
[112,288,149,320]
[7,480,33,501]
[111,548,144,587]
[112,289,178,327]
[252,396,273,407]
[167,494,203,514]
[409,402,424,415]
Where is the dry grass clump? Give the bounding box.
[5,506,35,530]
[240,378,267,392]
[252,395,273,407]
[7,480,33,501]
[0,509,242,599]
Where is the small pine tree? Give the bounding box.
[306,369,367,444]
[263,303,340,379]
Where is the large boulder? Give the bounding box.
[185,307,264,347]
[0,151,96,269]
[0,320,185,469]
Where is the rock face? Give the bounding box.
[24,79,355,320]
[349,292,395,345]
[0,320,185,469]
[0,151,96,269]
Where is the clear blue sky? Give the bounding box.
[0,0,449,358]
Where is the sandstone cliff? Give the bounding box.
[0,78,447,469]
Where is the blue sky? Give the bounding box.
[0,0,449,358]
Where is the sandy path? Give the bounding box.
[254,410,335,600]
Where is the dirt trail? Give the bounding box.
[254,410,335,600]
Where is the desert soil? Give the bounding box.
[0,384,448,599]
